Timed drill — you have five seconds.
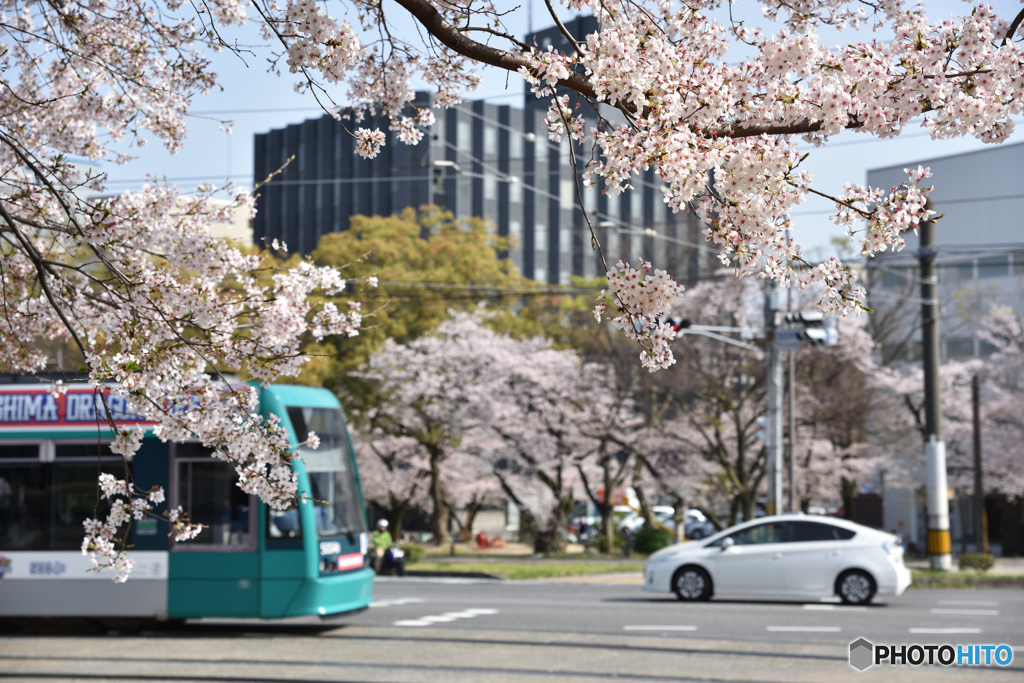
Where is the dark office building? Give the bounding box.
[252,17,707,283]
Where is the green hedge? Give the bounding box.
[633,527,674,555]
[959,553,995,572]
[400,544,425,565]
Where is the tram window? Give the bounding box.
[0,445,39,459]
[0,443,126,551]
[50,461,129,550]
[175,446,252,549]
[267,506,302,540]
[0,462,46,549]
[54,443,118,458]
[289,406,367,539]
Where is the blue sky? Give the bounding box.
[102,1,1019,259]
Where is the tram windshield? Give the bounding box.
[287,407,366,539]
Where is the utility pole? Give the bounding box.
[972,374,988,554]
[920,198,951,570]
[787,349,796,513]
[766,285,784,516]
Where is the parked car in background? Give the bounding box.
[617,506,718,540]
[642,514,910,605]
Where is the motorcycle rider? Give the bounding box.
[371,519,392,573]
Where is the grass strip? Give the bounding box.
[911,570,1024,589]
[412,560,645,580]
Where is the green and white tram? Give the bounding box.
[0,380,374,620]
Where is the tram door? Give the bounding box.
[167,442,259,618]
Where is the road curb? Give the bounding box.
[404,569,503,580]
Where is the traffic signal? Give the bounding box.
[668,317,691,332]
[783,311,839,346]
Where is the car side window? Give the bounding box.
[790,521,839,542]
[718,521,789,546]
[789,521,858,542]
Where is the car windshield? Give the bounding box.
[287,406,366,538]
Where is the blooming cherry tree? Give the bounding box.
[8,0,1024,575]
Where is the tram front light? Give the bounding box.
[319,559,327,573]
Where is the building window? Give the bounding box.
[606,189,619,220]
[509,220,521,238]
[457,119,472,153]
[1013,253,1024,275]
[510,180,522,204]
[484,126,497,158]
[977,256,1008,279]
[560,179,575,210]
[511,131,522,160]
[484,174,498,201]
[560,139,570,167]
[945,338,974,359]
[944,261,974,281]
[582,185,596,213]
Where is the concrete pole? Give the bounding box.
[920,198,951,570]
[972,374,987,554]
[766,287,783,516]
[786,273,796,514]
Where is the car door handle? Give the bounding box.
[828,550,843,556]
[771,553,783,560]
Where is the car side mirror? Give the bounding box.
[720,537,735,550]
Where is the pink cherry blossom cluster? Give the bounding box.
[355,127,387,158]
[831,166,936,257]
[283,0,362,83]
[545,95,585,143]
[594,260,686,371]
[82,475,197,582]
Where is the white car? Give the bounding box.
[643,515,910,605]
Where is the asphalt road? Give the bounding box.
[1,578,1022,683]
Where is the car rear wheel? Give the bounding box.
[837,569,876,605]
[672,566,712,601]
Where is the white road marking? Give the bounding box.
[393,607,499,627]
[930,608,999,616]
[909,628,983,634]
[802,604,867,612]
[369,597,426,608]
[936,599,1000,607]
[624,625,698,632]
[766,626,842,633]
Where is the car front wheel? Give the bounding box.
[672,566,712,601]
[837,569,876,605]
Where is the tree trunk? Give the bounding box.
[671,495,687,543]
[428,449,450,546]
[840,477,857,521]
[535,494,574,554]
[459,498,482,543]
